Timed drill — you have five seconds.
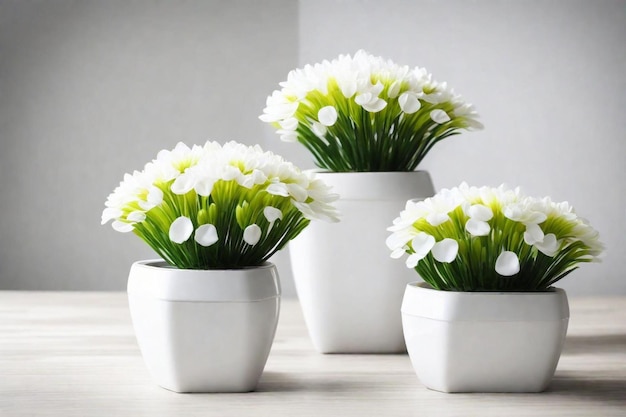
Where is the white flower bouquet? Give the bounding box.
[386,183,603,291]
[260,50,482,172]
[102,141,339,269]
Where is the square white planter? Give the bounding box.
[127,260,280,393]
[401,282,569,393]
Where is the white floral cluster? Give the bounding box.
[386,183,603,276]
[259,50,482,142]
[102,141,339,246]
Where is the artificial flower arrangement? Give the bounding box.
[260,50,482,171]
[387,183,603,291]
[101,141,339,269]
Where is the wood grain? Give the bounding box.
[0,292,624,416]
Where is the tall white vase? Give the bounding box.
[127,260,280,392]
[289,171,435,353]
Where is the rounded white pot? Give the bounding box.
[127,260,280,393]
[289,171,435,353]
[401,282,569,393]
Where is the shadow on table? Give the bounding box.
[256,372,378,393]
[563,334,626,355]
[547,375,626,407]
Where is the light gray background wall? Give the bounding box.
[1,0,624,296]
[0,0,299,292]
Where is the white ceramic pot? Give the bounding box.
[401,282,569,393]
[289,171,435,353]
[127,260,280,393]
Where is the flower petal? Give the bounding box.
[387,80,402,98]
[279,131,298,142]
[243,224,262,246]
[169,216,193,244]
[147,186,164,207]
[406,253,421,269]
[426,213,450,226]
[535,233,559,257]
[279,117,299,131]
[171,173,196,195]
[194,224,218,247]
[523,223,544,245]
[398,92,421,114]
[465,219,490,236]
[354,92,372,106]
[362,98,387,112]
[467,204,493,221]
[194,178,215,197]
[263,206,283,223]
[411,232,436,259]
[386,229,416,250]
[266,182,290,197]
[287,183,308,202]
[311,121,328,137]
[430,109,451,124]
[112,220,134,233]
[318,106,338,126]
[495,251,520,276]
[101,207,122,224]
[127,211,146,222]
[431,238,459,263]
[390,247,406,259]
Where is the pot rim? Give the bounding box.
[127,259,281,302]
[401,281,569,322]
[309,169,430,174]
[409,281,561,295]
[137,259,276,272]
[310,170,434,201]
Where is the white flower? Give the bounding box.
[407,232,436,267]
[572,221,604,257]
[243,224,262,246]
[195,224,218,247]
[464,203,493,236]
[504,202,547,224]
[278,130,298,143]
[279,117,298,131]
[398,92,421,114]
[127,211,146,222]
[465,218,490,236]
[318,106,338,126]
[495,251,520,276]
[112,220,134,233]
[311,121,328,138]
[352,79,388,112]
[430,109,451,124]
[143,186,164,210]
[390,247,407,259]
[467,204,493,221]
[534,233,559,257]
[101,207,122,225]
[258,92,299,123]
[389,189,462,232]
[523,223,545,245]
[171,171,197,195]
[431,239,459,263]
[169,216,193,244]
[263,206,283,223]
[387,80,402,98]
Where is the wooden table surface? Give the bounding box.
[0,292,624,417]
